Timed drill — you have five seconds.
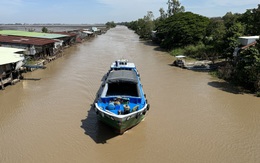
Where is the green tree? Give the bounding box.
[234,46,260,91]
[105,21,116,28]
[204,18,226,60]
[223,22,245,59]
[159,8,167,20]
[135,18,145,36]
[205,18,226,45]
[42,27,48,33]
[157,12,209,49]
[240,4,260,35]
[167,0,185,16]
[136,11,154,39]
[222,12,241,29]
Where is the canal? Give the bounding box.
[1,26,260,163]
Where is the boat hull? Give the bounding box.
[94,104,149,134]
[97,112,145,134]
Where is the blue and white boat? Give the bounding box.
[94,59,150,134]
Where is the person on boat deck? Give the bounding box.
[124,104,130,114]
[110,97,119,105]
[114,99,120,105]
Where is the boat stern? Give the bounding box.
[94,103,149,134]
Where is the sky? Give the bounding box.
[0,0,259,24]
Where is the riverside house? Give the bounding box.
[0,47,25,89]
[233,36,259,57]
[0,35,58,57]
[0,30,70,59]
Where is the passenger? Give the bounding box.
[132,105,139,112]
[107,102,115,110]
[124,104,130,114]
[114,97,121,105]
[121,97,130,104]
[114,100,120,105]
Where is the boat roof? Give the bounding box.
[107,70,138,84]
[239,36,259,39]
[175,55,186,58]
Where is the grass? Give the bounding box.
[169,48,185,57]
[256,91,260,97]
[209,71,220,78]
[25,60,38,65]
[169,44,207,62]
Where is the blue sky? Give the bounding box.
[0,0,259,24]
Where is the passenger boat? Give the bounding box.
[94,59,150,134]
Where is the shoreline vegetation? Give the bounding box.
[120,0,260,97]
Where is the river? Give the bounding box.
[1,26,260,163]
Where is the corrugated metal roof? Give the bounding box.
[51,32,77,37]
[0,35,57,46]
[241,41,257,50]
[0,47,25,65]
[0,30,68,39]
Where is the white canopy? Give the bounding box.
[175,55,186,58]
[0,47,25,65]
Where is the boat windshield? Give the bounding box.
[106,82,139,97]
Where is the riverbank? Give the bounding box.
[0,26,108,90]
[19,32,102,74]
[171,54,260,97]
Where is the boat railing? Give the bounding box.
[100,96,142,104]
[96,103,148,119]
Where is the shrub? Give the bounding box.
[169,48,185,56]
[256,91,260,97]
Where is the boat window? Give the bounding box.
[106,82,139,97]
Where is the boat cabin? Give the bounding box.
[99,69,142,115]
[101,70,140,97]
[110,59,136,70]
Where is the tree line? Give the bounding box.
[123,0,260,95]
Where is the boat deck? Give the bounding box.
[99,96,142,115]
[105,102,140,115]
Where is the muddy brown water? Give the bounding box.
[1,26,260,163]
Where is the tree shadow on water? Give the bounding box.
[81,105,119,144]
[142,40,167,52]
[208,81,245,94]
